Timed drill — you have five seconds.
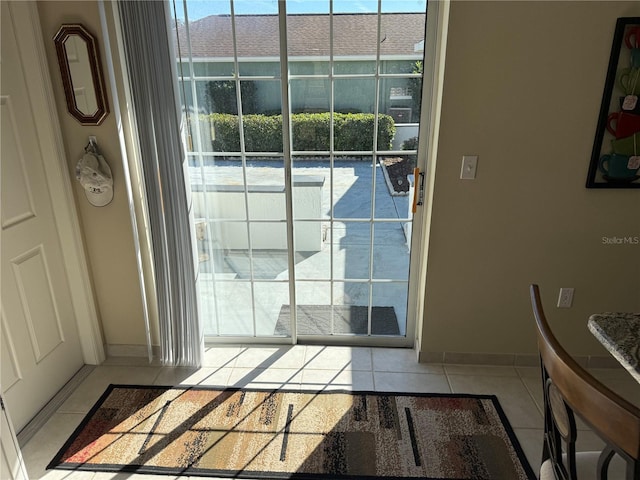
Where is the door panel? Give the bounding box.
[0,99,36,227]
[1,2,84,431]
[176,0,426,345]
[11,246,66,362]
[1,315,21,391]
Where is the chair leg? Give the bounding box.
[626,458,640,480]
[597,445,614,480]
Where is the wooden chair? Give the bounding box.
[530,284,640,480]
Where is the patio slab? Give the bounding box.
[194,160,411,338]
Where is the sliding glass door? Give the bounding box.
[172,0,427,345]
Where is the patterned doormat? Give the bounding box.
[48,385,535,479]
[275,305,400,335]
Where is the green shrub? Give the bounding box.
[334,113,395,151]
[408,61,423,122]
[292,112,330,151]
[401,136,419,151]
[208,113,240,151]
[401,136,419,167]
[244,115,282,152]
[205,112,395,153]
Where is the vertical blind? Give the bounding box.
[118,0,202,367]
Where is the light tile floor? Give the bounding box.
[21,345,640,480]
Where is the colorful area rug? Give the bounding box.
[48,385,535,479]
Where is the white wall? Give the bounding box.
[38,1,148,348]
[37,0,640,359]
[420,1,640,359]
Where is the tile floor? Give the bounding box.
[21,345,640,480]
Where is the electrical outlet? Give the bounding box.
[557,288,574,308]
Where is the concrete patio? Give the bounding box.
[191,159,412,338]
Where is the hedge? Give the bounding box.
[204,112,395,153]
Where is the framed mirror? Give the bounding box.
[54,24,109,125]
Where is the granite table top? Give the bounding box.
[588,313,640,383]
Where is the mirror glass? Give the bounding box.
[54,24,108,125]
[64,35,99,115]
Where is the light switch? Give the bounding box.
[460,155,478,180]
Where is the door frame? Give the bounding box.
[102,1,445,351]
[408,0,449,356]
[187,2,433,348]
[4,2,105,365]
[0,397,28,480]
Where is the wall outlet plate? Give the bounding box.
[460,155,478,179]
[557,288,574,308]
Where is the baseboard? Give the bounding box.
[418,351,621,369]
[107,344,621,370]
[17,365,95,447]
[106,343,160,359]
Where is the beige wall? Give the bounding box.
[37,1,639,358]
[421,1,640,358]
[38,1,147,347]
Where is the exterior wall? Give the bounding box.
[180,59,422,119]
[193,176,325,251]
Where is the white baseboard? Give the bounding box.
[17,365,95,447]
[418,351,621,369]
[106,344,160,359]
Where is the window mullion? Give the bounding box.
[329,0,335,335]
[230,0,258,336]
[180,0,221,337]
[278,0,297,344]
[365,0,386,336]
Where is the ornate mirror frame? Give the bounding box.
[54,24,109,125]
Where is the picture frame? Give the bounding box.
[587,17,640,189]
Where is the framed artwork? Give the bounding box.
[587,17,640,188]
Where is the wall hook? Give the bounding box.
[86,135,98,153]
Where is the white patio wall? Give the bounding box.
[193,175,325,251]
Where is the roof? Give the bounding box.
[174,13,426,59]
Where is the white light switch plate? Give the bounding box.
[557,288,574,308]
[461,155,478,179]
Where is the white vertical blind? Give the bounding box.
[118,0,202,367]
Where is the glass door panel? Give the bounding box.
[334,61,376,75]
[287,2,330,77]
[333,10,378,59]
[293,221,330,279]
[333,222,371,280]
[175,0,427,344]
[178,0,291,338]
[235,12,280,75]
[332,281,371,335]
[290,79,331,116]
[294,281,332,336]
[254,282,290,336]
[333,78,375,118]
[286,1,415,340]
[204,281,253,336]
[372,282,408,335]
[331,157,373,219]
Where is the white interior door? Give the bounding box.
[0,398,28,480]
[1,2,85,432]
